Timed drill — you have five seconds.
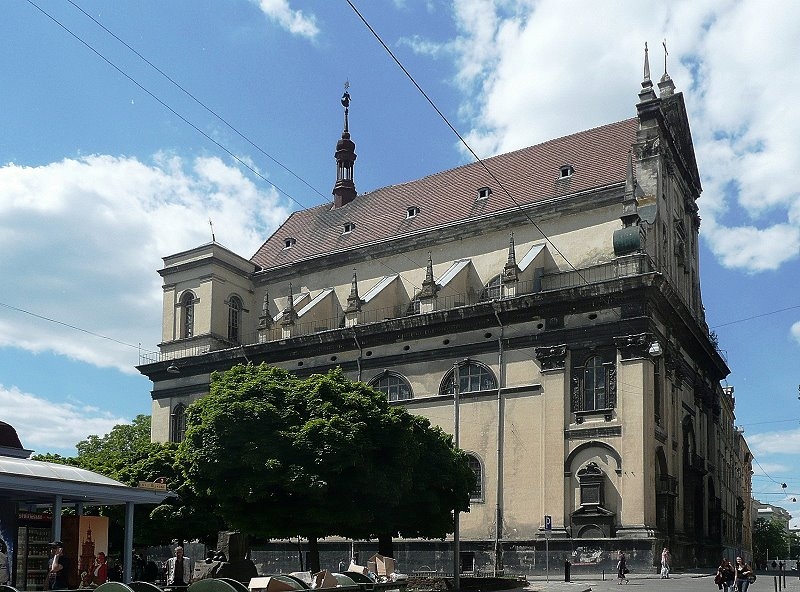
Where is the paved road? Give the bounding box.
[525,571,800,592]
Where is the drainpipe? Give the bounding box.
[492,304,505,576]
[352,330,363,382]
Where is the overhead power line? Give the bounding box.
[63,0,328,204]
[711,304,800,329]
[0,300,156,354]
[26,0,310,210]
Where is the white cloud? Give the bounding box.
[439,0,800,274]
[0,154,289,373]
[253,0,319,39]
[792,321,800,345]
[0,384,127,454]
[747,428,800,455]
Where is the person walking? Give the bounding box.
[734,557,754,592]
[46,541,70,590]
[660,547,671,578]
[166,546,192,587]
[716,558,735,592]
[617,551,629,584]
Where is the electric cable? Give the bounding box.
[63,0,328,203]
[26,0,310,211]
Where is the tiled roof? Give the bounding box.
[251,118,638,270]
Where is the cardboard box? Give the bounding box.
[312,570,338,589]
[248,576,298,592]
[368,554,396,577]
[347,562,368,575]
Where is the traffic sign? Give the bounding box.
[544,515,552,530]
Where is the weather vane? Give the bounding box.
[342,80,351,109]
[662,38,669,75]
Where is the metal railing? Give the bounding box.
[140,255,658,365]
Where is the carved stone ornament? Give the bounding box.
[535,344,567,371]
[614,332,651,360]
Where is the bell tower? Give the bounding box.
[333,83,357,208]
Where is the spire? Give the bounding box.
[345,270,363,313]
[258,290,272,329]
[658,39,675,97]
[502,233,519,283]
[418,253,439,299]
[333,81,358,208]
[621,151,640,227]
[613,151,643,257]
[280,283,297,326]
[638,42,657,103]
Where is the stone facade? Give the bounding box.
[138,54,753,573]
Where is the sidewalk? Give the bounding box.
[523,570,800,592]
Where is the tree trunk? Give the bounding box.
[377,533,394,558]
[293,538,304,572]
[307,536,321,573]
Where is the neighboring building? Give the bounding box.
[139,48,752,572]
[752,500,792,531]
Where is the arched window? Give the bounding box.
[583,355,606,410]
[571,349,616,415]
[440,361,497,395]
[369,372,413,402]
[227,295,243,342]
[180,291,195,339]
[466,454,483,501]
[171,403,187,443]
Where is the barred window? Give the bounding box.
[466,453,483,501]
[171,403,187,443]
[228,295,243,342]
[180,291,195,338]
[583,356,607,411]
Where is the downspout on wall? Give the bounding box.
[492,304,505,575]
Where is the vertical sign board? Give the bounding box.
[544,515,552,581]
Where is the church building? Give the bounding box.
[138,47,753,572]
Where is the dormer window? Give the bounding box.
[477,186,492,200]
[283,237,296,249]
[406,206,420,219]
[560,164,575,179]
[343,222,355,234]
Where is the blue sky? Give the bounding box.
[1,1,798,527]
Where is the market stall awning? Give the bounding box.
[0,455,173,505]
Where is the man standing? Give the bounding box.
[47,541,69,590]
[166,546,192,587]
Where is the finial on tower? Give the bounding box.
[341,80,351,133]
[658,39,675,97]
[638,42,657,102]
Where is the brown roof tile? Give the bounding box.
[251,118,638,270]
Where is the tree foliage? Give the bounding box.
[34,415,225,547]
[181,364,474,568]
[752,517,789,563]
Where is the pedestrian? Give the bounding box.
[166,546,192,587]
[660,547,671,578]
[0,539,10,585]
[46,541,70,590]
[617,551,629,584]
[734,557,754,592]
[716,558,735,592]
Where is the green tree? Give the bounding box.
[181,364,473,571]
[752,517,789,564]
[35,415,226,547]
